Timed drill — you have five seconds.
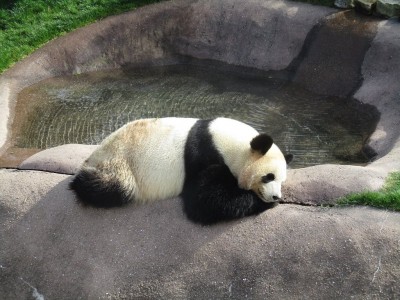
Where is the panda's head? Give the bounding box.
[238,134,293,203]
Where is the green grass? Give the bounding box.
[338,172,400,211]
[0,0,161,74]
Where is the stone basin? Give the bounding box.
[1,0,399,204]
[0,0,399,298]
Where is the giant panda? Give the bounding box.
[70,117,293,224]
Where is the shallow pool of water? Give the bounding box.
[7,63,379,168]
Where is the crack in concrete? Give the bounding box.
[371,211,389,289]
[371,256,382,283]
[279,200,322,207]
[20,277,45,300]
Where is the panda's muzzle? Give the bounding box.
[257,189,281,203]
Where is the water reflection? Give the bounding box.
[11,64,379,168]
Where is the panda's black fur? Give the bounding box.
[70,169,130,208]
[184,119,225,181]
[182,164,275,225]
[181,119,273,224]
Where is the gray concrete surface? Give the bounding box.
[18,144,98,175]
[1,0,400,298]
[1,168,399,299]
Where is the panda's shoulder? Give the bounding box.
[198,164,238,187]
[209,118,258,138]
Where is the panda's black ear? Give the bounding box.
[285,154,294,164]
[250,134,273,155]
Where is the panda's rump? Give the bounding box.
[72,118,198,204]
[120,118,198,202]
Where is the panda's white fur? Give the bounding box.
[208,118,288,202]
[70,117,292,221]
[81,118,197,203]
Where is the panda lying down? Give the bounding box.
[70,117,293,224]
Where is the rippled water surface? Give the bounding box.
[10,64,379,168]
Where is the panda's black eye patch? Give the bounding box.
[261,173,275,183]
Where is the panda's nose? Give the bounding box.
[273,196,281,201]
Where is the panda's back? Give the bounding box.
[78,117,256,204]
[128,117,256,200]
[123,117,199,201]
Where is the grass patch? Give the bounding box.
[0,0,162,74]
[338,172,400,211]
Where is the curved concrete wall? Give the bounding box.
[0,0,400,203]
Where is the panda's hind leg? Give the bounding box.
[69,164,135,208]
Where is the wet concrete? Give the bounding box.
[290,10,380,97]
